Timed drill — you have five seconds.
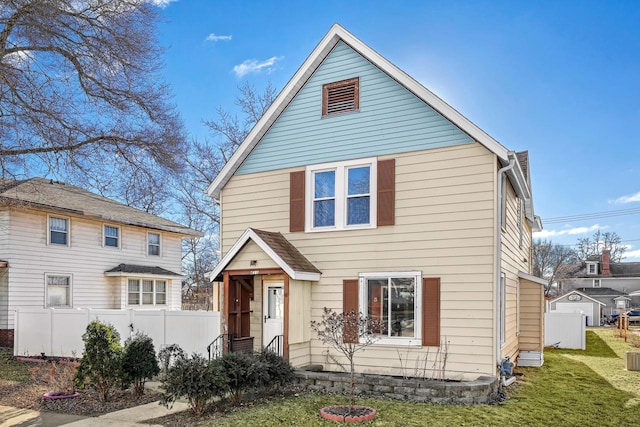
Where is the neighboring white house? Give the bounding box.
[0,178,202,347]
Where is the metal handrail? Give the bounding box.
[264,334,284,356]
[207,333,232,360]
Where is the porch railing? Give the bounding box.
[264,334,284,357]
[207,333,231,360]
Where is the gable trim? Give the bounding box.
[209,228,321,282]
[550,290,606,306]
[207,24,511,200]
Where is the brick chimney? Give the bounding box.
[602,249,611,275]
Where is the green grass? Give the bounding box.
[192,329,640,426]
[0,348,30,382]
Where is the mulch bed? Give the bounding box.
[0,380,161,416]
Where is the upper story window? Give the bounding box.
[104,225,120,248]
[46,274,71,307]
[306,158,377,232]
[322,78,359,116]
[148,232,161,256]
[127,278,166,306]
[49,216,69,246]
[587,262,598,275]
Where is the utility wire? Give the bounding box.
[543,207,640,224]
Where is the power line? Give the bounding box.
[543,207,640,224]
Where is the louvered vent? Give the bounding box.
[323,78,359,116]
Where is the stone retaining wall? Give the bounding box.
[294,370,499,404]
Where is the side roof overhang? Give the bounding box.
[518,271,547,286]
[209,228,321,282]
[207,23,515,201]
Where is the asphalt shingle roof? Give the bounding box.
[0,178,201,236]
[250,228,321,274]
[105,264,182,276]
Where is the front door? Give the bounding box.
[263,283,284,354]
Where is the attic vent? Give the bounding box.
[323,78,359,116]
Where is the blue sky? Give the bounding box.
[155,0,640,259]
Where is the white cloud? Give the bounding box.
[623,248,640,261]
[206,33,232,42]
[233,56,284,78]
[149,0,178,7]
[612,192,640,204]
[533,224,602,239]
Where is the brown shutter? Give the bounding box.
[377,159,395,226]
[422,277,441,347]
[343,279,359,343]
[290,171,305,232]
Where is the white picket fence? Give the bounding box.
[14,308,220,358]
[545,312,586,349]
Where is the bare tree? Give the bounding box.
[532,239,578,297]
[575,230,626,262]
[311,308,383,413]
[0,0,185,211]
[175,82,276,297]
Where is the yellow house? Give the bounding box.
[208,24,545,381]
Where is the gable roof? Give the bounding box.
[210,228,321,282]
[0,178,201,237]
[207,23,519,200]
[551,289,606,306]
[575,287,627,296]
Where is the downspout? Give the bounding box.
[496,153,516,366]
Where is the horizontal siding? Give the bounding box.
[520,279,544,351]
[3,208,184,329]
[227,241,279,271]
[237,41,472,175]
[222,143,499,379]
[289,341,311,368]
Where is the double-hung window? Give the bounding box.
[306,158,376,231]
[128,279,166,306]
[359,271,421,345]
[49,216,69,245]
[148,232,161,256]
[46,274,71,307]
[104,225,119,248]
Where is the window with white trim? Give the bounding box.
[148,232,161,256]
[587,262,597,275]
[46,274,71,307]
[49,216,69,245]
[306,158,377,231]
[104,225,120,248]
[359,271,421,345]
[593,279,601,288]
[127,279,166,306]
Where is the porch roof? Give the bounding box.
[104,263,182,278]
[210,228,321,282]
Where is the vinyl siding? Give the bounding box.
[500,175,535,360]
[0,209,8,329]
[222,143,499,380]
[226,241,279,271]
[237,41,472,175]
[288,280,311,345]
[520,278,544,352]
[3,208,184,329]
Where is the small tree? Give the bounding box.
[310,308,383,411]
[121,332,160,396]
[75,320,123,402]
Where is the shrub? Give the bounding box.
[259,350,295,391]
[121,332,160,396]
[160,353,228,416]
[218,351,269,404]
[75,320,123,402]
[29,359,78,395]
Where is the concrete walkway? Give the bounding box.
[1,381,189,427]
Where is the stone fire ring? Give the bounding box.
[42,391,80,400]
[319,405,377,423]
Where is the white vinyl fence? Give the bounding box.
[14,308,220,358]
[545,312,586,350]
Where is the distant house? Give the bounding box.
[207,24,545,381]
[0,178,202,347]
[560,249,640,314]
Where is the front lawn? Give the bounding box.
[185,329,640,426]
